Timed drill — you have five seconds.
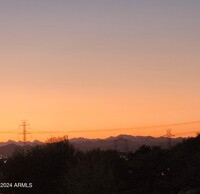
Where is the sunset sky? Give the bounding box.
[0,1,200,141]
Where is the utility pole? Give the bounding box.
[19,120,31,144]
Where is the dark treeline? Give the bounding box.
[1,135,200,194]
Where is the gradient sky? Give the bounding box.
[0,0,200,141]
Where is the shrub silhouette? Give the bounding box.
[1,141,76,194]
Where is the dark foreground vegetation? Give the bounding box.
[1,135,200,194]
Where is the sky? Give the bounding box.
[0,0,200,141]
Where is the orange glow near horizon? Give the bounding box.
[1,80,200,141]
[0,120,200,142]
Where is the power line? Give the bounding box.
[0,120,200,138]
[173,130,200,136]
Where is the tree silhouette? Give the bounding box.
[1,135,200,194]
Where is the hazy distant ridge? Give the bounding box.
[70,135,184,151]
[0,135,184,156]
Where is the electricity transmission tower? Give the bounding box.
[164,129,174,148]
[18,120,31,143]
